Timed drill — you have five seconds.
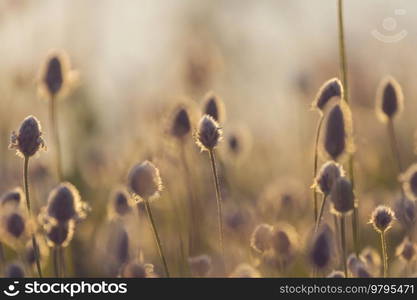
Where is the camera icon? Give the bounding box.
[371,9,407,43]
[3,281,20,297]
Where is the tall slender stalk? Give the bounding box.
[143,197,170,277]
[387,120,404,180]
[23,156,43,278]
[340,215,348,277]
[49,97,63,181]
[380,232,388,277]
[208,149,225,265]
[313,116,324,222]
[315,194,328,231]
[0,243,5,270]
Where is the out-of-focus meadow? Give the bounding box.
[1,0,417,278]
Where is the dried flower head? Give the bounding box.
[370,205,396,233]
[4,263,25,278]
[188,254,212,277]
[45,182,88,224]
[195,115,222,151]
[250,223,273,253]
[171,106,191,139]
[128,160,163,200]
[312,78,343,113]
[321,102,353,161]
[376,76,404,122]
[400,164,417,201]
[44,220,75,248]
[309,224,333,270]
[202,92,226,123]
[314,161,344,196]
[0,187,24,208]
[330,177,355,215]
[229,263,261,278]
[396,237,417,262]
[38,49,78,100]
[9,116,46,158]
[108,188,134,218]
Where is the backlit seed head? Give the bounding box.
[5,213,26,239]
[314,161,344,196]
[171,106,191,139]
[120,262,156,278]
[271,223,298,258]
[229,263,261,278]
[0,208,31,248]
[195,115,222,151]
[188,254,212,277]
[9,116,46,158]
[108,188,134,218]
[347,254,371,277]
[376,76,404,122]
[312,78,343,113]
[128,161,163,200]
[309,224,333,270]
[370,205,396,233]
[45,220,75,248]
[0,187,24,208]
[400,164,417,201]
[394,197,416,228]
[330,177,354,215]
[4,263,25,278]
[202,92,226,123]
[46,182,88,223]
[321,102,353,161]
[250,223,273,253]
[396,237,417,262]
[327,270,345,278]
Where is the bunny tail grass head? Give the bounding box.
[202,91,226,123]
[0,187,24,208]
[308,223,333,270]
[188,254,212,277]
[108,188,134,218]
[195,115,222,151]
[44,219,75,248]
[312,78,343,113]
[314,161,344,196]
[376,76,404,123]
[400,163,417,201]
[128,160,163,200]
[171,106,191,139]
[250,223,273,253]
[9,116,46,158]
[321,102,353,161]
[370,205,396,233]
[330,177,354,215]
[271,223,298,259]
[396,237,417,262]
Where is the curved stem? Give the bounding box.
[209,149,225,268]
[50,97,63,181]
[315,194,328,231]
[380,232,388,277]
[23,157,43,278]
[143,197,170,277]
[313,116,324,222]
[340,215,348,278]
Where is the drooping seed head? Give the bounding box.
[312,78,343,113]
[4,263,25,278]
[128,161,163,200]
[327,270,345,278]
[0,187,24,208]
[108,188,134,218]
[250,223,273,253]
[202,92,225,123]
[314,161,344,196]
[370,205,396,233]
[396,237,417,262]
[400,164,417,201]
[9,116,46,158]
[45,220,75,248]
[330,177,355,215]
[308,224,333,270]
[376,76,404,122]
[171,106,191,139]
[188,254,212,277]
[229,263,261,278]
[195,115,222,151]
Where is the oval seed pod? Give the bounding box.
[308,224,333,270]
[250,223,273,253]
[314,161,344,196]
[271,223,298,259]
[9,116,46,158]
[170,106,191,139]
[0,208,30,248]
[108,188,134,218]
[128,160,163,200]
[376,76,404,122]
[202,92,226,123]
[369,205,396,233]
[188,254,212,277]
[400,164,417,201]
[312,78,343,113]
[330,177,354,215]
[195,115,222,151]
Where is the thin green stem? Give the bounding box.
[380,232,388,277]
[50,97,63,181]
[313,116,324,223]
[209,149,225,267]
[315,194,328,231]
[23,156,43,278]
[337,0,348,103]
[340,215,348,278]
[143,197,170,277]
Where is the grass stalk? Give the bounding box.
[49,96,63,181]
[340,215,348,277]
[53,246,60,277]
[313,116,324,222]
[315,194,327,231]
[380,232,388,277]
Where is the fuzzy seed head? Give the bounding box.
[370,205,395,233]
[314,161,344,196]
[323,104,347,160]
[9,116,46,158]
[330,177,354,215]
[5,263,25,278]
[6,213,25,239]
[396,237,417,262]
[128,161,162,200]
[309,224,333,270]
[45,220,75,247]
[188,254,212,277]
[171,107,191,138]
[109,188,133,218]
[202,92,225,123]
[195,115,222,151]
[271,223,298,258]
[394,197,416,228]
[250,223,273,253]
[313,78,343,112]
[376,76,404,122]
[400,164,417,201]
[1,187,24,208]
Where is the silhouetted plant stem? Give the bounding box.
[49,96,63,181]
[53,246,60,277]
[340,215,348,277]
[313,116,324,222]
[315,194,328,231]
[380,232,388,277]
[23,156,43,278]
